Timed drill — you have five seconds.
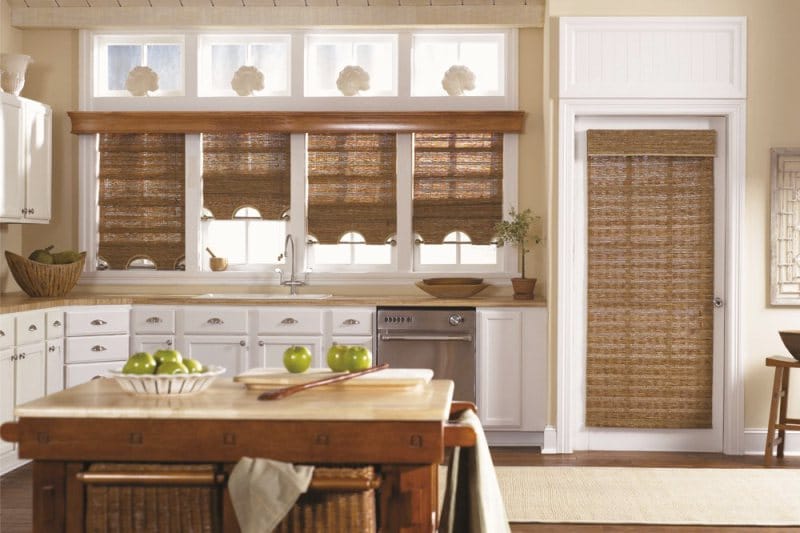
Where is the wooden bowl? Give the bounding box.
[209,257,228,272]
[415,281,488,298]
[421,277,483,285]
[4,250,85,297]
[779,331,800,361]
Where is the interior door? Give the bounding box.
[578,116,726,452]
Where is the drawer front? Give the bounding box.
[257,309,324,335]
[65,361,123,388]
[46,310,65,339]
[183,308,248,335]
[132,307,176,334]
[67,308,130,337]
[0,315,13,350]
[331,309,374,336]
[66,334,130,363]
[15,311,45,345]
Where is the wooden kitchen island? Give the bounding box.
[0,377,460,532]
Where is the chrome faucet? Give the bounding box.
[275,234,308,295]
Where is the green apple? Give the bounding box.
[283,345,312,374]
[154,349,182,365]
[326,344,349,372]
[183,358,205,374]
[122,352,156,375]
[156,361,189,375]
[344,346,372,372]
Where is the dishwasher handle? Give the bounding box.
[378,333,473,342]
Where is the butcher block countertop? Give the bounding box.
[0,292,546,314]
[15,377,454,422]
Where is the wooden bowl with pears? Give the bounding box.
[4,245,86,297]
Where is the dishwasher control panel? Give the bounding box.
[376,307,475,332]
[381,314,414,324]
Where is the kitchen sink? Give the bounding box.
[192,293,333,300]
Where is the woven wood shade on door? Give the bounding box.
[202,133,290,221]
[413,133,503,244]
[586,129,716,429]
[98,133,185,270]
[307,133,396,244]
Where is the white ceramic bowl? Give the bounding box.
[106,365,225,396]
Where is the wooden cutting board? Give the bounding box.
[234,367,434,390]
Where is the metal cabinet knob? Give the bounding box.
[207,318,224,325]
[281,318,298,325]
[28,208,34,215]
[18,353,25,360]
[91,345,107,352]
[28,324,38,331]
[11,355,17,361]
[48,345,56,352]
[239,340,246,347]
[53,320,62,327]
[343,319,360,326]
[166,339,173,346]
[146,317,163,324]
[0,330,4,337]
[90,319,107,326]
[449,314,464,326]
[258,340,265,347]
[21,208,28,215]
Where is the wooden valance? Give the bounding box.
[68,111,525,135]
[587,129,717,157]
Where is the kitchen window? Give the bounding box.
[94,34,185,98]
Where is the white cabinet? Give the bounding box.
[477,307,547,432]
[181,335,247,377]
[0,94,52,223]
[45,338,64,395]
[15,342,46,407]
[329,308,374,357]
[0,349,15,457]
[252,336,324,369]
[132,335,175,355]
[64,306,130,387]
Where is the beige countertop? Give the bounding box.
[0,292,546,314]
[14,377,454,422]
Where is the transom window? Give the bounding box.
[94,35,184,97]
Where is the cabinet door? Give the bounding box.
[252,336,324,369]
[0,97,23,221]
[46,338,64,395]
[15,342,46,407]
[330,336,374,356]
[477,310,522,429]
[0,349,15,455]
[65,361,120,388]
[22,101,51,222]
[181,335,247,377]
[132,335,176,355]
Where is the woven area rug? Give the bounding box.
[495,466,800,525]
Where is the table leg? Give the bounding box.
[778,367,791,459]
[380,464,437,533]
[32,461,66,533]
[765,367,784,466]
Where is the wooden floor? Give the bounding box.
[2,449,798,532]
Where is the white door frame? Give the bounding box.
[556,99,746,455]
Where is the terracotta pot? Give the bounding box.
[511,277,536,300]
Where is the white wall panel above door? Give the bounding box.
[559,17,746,99]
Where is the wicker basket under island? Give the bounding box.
[4,250,86,297]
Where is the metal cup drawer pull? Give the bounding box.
[281,318,298,325]
[0,330,4,337]
[207,318,224,325]
[28,324,38,331]
[53,320,62,327]
[91,345,107,352]
[90,319,107,326]
[258,340,266,347]
[342,319,361,326]
[146,317,163,324]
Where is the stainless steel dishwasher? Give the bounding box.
[376,307,476,402]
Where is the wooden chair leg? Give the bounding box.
[777,367,791,459]
[765,367,784,466]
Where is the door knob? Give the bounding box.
[712,297,724,308]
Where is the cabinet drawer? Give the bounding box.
[257,309,324,335]
[15,311,45,345]
[67,308,130,336]
[46,310,65,339]
[331,309,374,336]
[132,307,175,334]
[183,308,248,335]
[0,315,13,349]
[65,361,123,388]
[66,334,129,363]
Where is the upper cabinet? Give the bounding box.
[0,94,52,223]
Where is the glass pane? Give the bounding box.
[413,41,456,96]
[354,244,391,265]
[307,42,347,95]
[460,244,497,265]
[107,45,141,91]
[412,35,504,96]
[313,244,351,264]
[460,41,500,94]
[251,43,290,94]
[207,220,247,264]
[419,244,456,264]
[234,207,262,218]
[306,35,396,96]
[211,44,247,93]
[146,44,181,93]
[248,220,286,264]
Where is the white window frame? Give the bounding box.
[77,29,520,286]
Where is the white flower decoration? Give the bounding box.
[231,66,265,96]
[336,65,370,96]
[125,66,159,97]
[441,65,476,96]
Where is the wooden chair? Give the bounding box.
[764,356,800,466]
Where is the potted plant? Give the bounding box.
[494,208,542,300]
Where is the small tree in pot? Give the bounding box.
[494,208,542,300]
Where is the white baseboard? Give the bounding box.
[744,428,800,456]
[486,431,543,447]
[541,426,558,454]
[0,452,27,477]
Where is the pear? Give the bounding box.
[28,245,54,264]
[51,250,82,264]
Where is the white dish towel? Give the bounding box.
[228,457,315,533]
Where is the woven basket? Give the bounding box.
[4,250,86,297]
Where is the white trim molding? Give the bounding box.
[559,17,746,99]
[744,428,800,457]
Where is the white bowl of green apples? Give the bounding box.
[107,349,225,396]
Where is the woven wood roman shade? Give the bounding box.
[586,129,716,429]
[307,133,397,244]
[413,133,503,244]
[203,133,291,220]
[98,133,185,270]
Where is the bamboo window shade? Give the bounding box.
[202,133,291,220]
[413,133,503,244]
[585,129,716,429]
[97,133,185,271]
[307,133,397,244]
